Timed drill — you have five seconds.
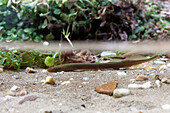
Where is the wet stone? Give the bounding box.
[95,82,118,95]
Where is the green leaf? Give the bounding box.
[44,56,54,67]
[54,9,61,15]
[41,19,48,29]
[24,28,36,33]
[0,57,7,65]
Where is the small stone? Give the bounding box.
[0,68,3,73]
[165,52,170,59]
[117,71,127,76]
[136,75,148,81]
[141,81,153,89]
[95,82,118,95]
[113,88,131,98]
[128,84,142,89]
[143,66,156,70]
[43,41,49,46]
[44,76,55,85]
[159,65,168,71]
[26,67,37,73]
[10,85,19,91]
[100,51,116,57]
[162,104,170,110]
[155,80,162,88]
[42,69,47,73]
[60,81,70,85]
[130,79,136,83]
[167,63,170,67]
[154,61,166,65]
[83,77,89,81]
[161,78,170,84]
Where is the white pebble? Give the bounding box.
[154,61,166,65]
[162,104,170,110]
[142,81,153,88]
[159,65,168,71]
[155,80,162,88]
[100,51,116,57]
[83,77,89,81]
[61,81,70,85]
[128,84,142,89]
[130,79,136,83]
[113,88,131,98]
[10,85,19,91]
[43,41,49,46]
[42,69,47,73]
[69,78,74,80]
[117,71,127,76]
[167,63,170,67]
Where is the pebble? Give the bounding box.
[155,80,162,88]
[42,69,47,73]
[130,79,136,83]
[100,51,116,57]
[136,75,148,81]
[117,71,127,76]
[161,78,170,84]
[167,63,170,67]
[95,82,118,95]
[10,85,19,91]
[43,41,49,46]
[7,90,16,96]
[143,66,156,70]
[0,68,3,73]
[83,77,89,81]
[60,81,70,85]
[26,67,37,73]
[128,81,153,89]
[154,61,166,65]
[162,104,170,110]
[113,88,131,98]
[44,76,55,85]
[159,65,168,71]
[142,81,153,88]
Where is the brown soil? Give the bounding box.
[0,61,170,113]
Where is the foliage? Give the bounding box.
[0,49,63,70]
[0,0,168,42]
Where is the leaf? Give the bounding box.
[0,57,7,65]
[41,19,48,29]
[54,9,61,15]
[44,56,54,67]
[24,28,36,33]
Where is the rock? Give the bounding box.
[44,76,55,85]
[141,81,153,88]
[143,66,156,70]
[60,81,70,85]
[83,77,89,81]
[26,67,37,73]
[128,84,142,89]
[154,61,166,65]
[136,75,148,81]
[117,71,127,76]
[0,68,3,73]
[167,63,170,67]
[128,81,153,89]
[161,78,170,84]
[43,41,49,46]
[159,65,168,71]
[95,82,118,95]
[10,85,19,91]
[100,51,116,57]
[162,104,170,110]
[113,88,131,98]
[155,80,162,88]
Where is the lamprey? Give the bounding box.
[47,55,158,72]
